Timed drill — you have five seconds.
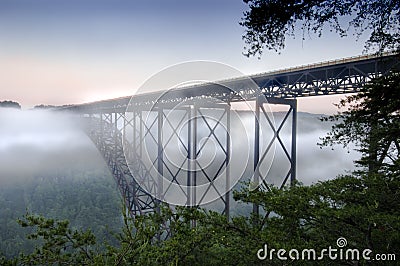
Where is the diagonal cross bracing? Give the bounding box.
[60,53,399,219]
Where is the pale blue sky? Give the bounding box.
[0,0,369,112]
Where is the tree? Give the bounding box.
[228,73,400,264]
[33,104,56,110]
[232,174,400,264]
[17,213,98,265]
[0,100,21,109]
[319,72,400,173]
[4,76,399,265]
[241,0,400,57]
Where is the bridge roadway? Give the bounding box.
[64,52,398,113]
[60,53,399,219]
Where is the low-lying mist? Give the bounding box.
[0,108,359,188]
[0,108,108,185]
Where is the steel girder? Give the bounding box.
[63,53,399,219]
[84,97,297,219]
[253,97,297,215]
[85,113,157,217]
[59,53,399,114]
[120,101,232,218]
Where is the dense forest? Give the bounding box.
[0,101,21,109]
[1,0,399,264]
[0,74,399,265]
[0,166,122,258]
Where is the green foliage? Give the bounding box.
[241,0,400,57]
[3,170,397,265]
[17,213,97,265]
[2,74,399,265]
[103,170,398,265]
[0,169,122,259]
[234,171,400,262]
[320,72,400,173]
[106,205,261,266]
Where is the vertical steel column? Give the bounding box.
[114,112,118,161]
[225,103,231,220]
[291,100,297,185]
[139,110,143,158]
[187,107,192,206]
[100,113,104,142]
[132,110,141,213]
[122,113,127,152]
[133,110,136,159]
[191,105,197,207]
[192,105,197,227]
[157,108,163,212]
[131,110,137,215]
[253,97,260,216]
[186,104,197,227]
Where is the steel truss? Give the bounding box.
[120,100,232,218]
[84,97,297,219]
[85,112,157,217]
[61,53,399,219]
[253,97,297,215]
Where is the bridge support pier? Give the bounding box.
[66,52,399,221]
[253,97,297,216]
[86,96,297,220]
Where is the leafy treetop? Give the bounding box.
[241,0,400,57]
[0,100,21,109]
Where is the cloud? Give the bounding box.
[0,108,105,185]
[0,108,359,200]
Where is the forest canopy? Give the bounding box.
[0,101,21,109]
[241,0,400,57]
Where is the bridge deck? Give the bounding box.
[62,53,399,113]
[61,52,399,218]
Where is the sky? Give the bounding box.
[0,0,369,113]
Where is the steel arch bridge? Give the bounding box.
[60,53,399,219]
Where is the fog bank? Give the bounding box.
[0,108,359,188]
